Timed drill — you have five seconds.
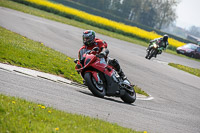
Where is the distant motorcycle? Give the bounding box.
[74,47,136,104]
[145,42,161,59]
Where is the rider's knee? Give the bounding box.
[108,58,120,72]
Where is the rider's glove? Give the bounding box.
[96,49,109,58]
[96,51,106,58]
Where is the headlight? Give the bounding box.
[153,43,158,48]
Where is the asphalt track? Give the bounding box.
[0,7,200,133]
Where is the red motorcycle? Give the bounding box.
[74,47,136,104]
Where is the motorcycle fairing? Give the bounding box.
[87,71,101,85]
[104,73,125,96]
[78,52,126,96]
[91,58,113,77]
[84,59,114,84]
[84,54,96,66]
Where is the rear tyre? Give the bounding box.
[120,87,136,104]
[84,72,106,98]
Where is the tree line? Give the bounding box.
[71,0,179,30]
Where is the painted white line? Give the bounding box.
[153,60,168,65]
[0,63,18,71]
[0,63,72,84]
[136,96,154,100]
[0,67,13,72]
[136,93,154,100]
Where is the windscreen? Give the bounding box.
[79,48,90,61]
[183,44,197,50]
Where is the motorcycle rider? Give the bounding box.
[146,34,169,58]
[78,30,127,80]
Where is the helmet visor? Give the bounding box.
[83,35,93,45]
[83,36,90,42]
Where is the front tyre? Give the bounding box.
[145,47,151,59]
[120,87,136,104]
[145,52,149,59]
[148,49,156,59]
[84,72,106,98]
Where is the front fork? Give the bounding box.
[85,71,103,85]
[93,72,103,85]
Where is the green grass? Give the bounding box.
[0,94,143,133]
[168,63,200,77]
[135,86,149,97]
[0,26,83,83]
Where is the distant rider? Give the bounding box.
[78,30,127,80]
[146,34,169,58]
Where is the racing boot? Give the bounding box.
[118,69,127,80]
[83,79,87,86]
[108,58,127,80]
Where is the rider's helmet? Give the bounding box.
[163,34,168,42]
[82,30,95,46]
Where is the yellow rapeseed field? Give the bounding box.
[25,0,185,47]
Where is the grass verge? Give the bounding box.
[0,26,82,83]
[135,86,149,97]
[168,63,200,77]
[0,94,143,133]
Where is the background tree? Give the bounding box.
[72,0,111,11]
[120,0,179,29]
[154,0,179,29]
[107,0,122,16]
[68,0,179,30]
[188,26,200,37]
[136,0,158,27]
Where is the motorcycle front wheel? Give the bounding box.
[84,72,106,98]
[120,87,136,104]
[148,49,157,59]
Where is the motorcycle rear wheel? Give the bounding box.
[120,87,136,104]
[84,72,106,98]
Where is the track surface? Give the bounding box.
[0,7,200,133]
